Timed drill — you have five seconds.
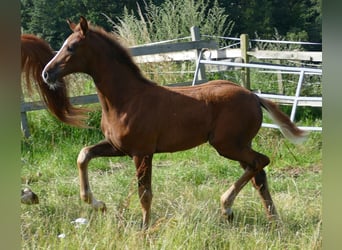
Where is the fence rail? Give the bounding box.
[21,28,322,137]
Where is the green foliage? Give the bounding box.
[21,0,321,50]
[21,0,130,49]
[254,28,308,51]
[224,0,321,44]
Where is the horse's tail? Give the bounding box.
[21,34,89,128]
[258,96,309,144]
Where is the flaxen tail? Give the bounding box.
[258,96,309,144]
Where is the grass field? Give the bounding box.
[21,109,322,249]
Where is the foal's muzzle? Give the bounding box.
[42,68,58,85]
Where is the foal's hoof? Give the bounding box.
[267,214,282,227]
[99,204,107,214]
[141,222,149,231]
[222,208,234,222]
[227,212,234,222]
[92,200,107,213]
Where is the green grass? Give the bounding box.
[21,110,322,249]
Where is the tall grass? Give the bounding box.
[21,108,322,249]
[103,0,234,85]
[111,0,233,46]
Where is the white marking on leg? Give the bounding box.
[221,185,237,217]
[77,148,88,164]
[221,185,236,207]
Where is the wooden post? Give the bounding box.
[240,34,250,89]
[21,109,30,138]
[275,59,284,94]
[20,86,30,137]
[191,26,206,83]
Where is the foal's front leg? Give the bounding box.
[133,155,153,229]
[77,140,125,211]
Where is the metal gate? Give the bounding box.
[192,57,322,131]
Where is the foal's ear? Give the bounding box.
[67,19,77,31]
[79,16,89,36]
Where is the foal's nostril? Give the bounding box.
[42,69,52,84]
[42,66,60,85]
[43,70,48,81]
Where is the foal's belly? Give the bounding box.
[155,124,210,153]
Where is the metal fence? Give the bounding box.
[192,57,322,131]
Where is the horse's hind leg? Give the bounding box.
[234,161,279,220]
[250,169,278,220]
[216,146,272,221]
[77,140,125,211]
[133,155,153,229]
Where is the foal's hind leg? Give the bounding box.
[217,147,271,221]
[77,140,125,211]
[250,169,278,220]
[237,161,278,220]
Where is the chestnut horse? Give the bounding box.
[21,34,88,127]
[42,16,307,228]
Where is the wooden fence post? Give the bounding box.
[20,87,30,137]
[191,26,206,83]
[240,34,250,89]
[21,110,30,138]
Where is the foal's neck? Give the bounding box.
[87,31,157,109]
[91,59,155,113]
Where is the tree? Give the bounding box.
[222,0,321,43]
[21,0,133,49]
[21,0,321,49]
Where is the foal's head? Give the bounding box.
[43,16,145,88]
[43,15,153,91]
[42,16,91,87]
[22,33,89,127]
